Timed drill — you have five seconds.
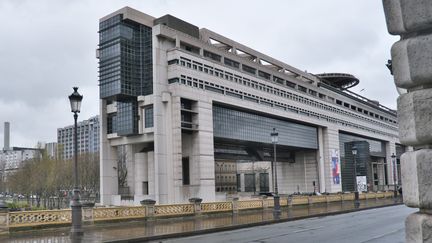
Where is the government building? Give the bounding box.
[98,7,403,205]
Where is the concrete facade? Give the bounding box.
[99,7,401,205]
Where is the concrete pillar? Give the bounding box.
[100,99,119,205]
[194,100,216,202]
[141,199,156,218]
[81,202,95,225]
[0,204,8,235]
[125,145,135,194]
[317,127,326,193]
[189,198,203,215]
[232,197,239,214]
[322,126,342,193]
[147,151,156,199]
[261,195,268,209]
[134,152,147,196]
[386,142,397,190]
[382,1,432,241]
[175,37,180,48]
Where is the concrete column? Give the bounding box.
[317,127,326,193]
[261,195,268,209]
[322,126,341,193]
[152,32,172,204]
[0,204,8,235]
[383,1,432,241]
[100,99,119,205]
[232,197,239,214]
[81,202,95,225]
[195,100,216,202]
[175,37,180,48]
[386,141,397,190]
[189,198,203,215]
[141,199,156,218]
[134,152,147,196]
[125,145,135,195]
[147,151,156,200]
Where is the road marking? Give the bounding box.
[360,228,403,243]
[250,226,325,242]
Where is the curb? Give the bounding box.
[105,202,403,243]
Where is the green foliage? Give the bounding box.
[5,152,100,201]
[7,201,29,210]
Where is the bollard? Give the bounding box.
[140,199,156,219]
[231,197,239,214]
[188,198,203,215]
[261,195,268,209]
[81,201,95,225]
[288,195,293,208]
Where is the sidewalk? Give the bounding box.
[0,198,403,243]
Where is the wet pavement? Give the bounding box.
[1,198,402,243]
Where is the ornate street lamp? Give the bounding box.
[352,146,359,207]
[68,87,83,239]
[391,153,397,199]
[271,128,280,213]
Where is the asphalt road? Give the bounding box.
[156,205,416,243]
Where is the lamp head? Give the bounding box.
[271,128,278,144]
[352,146,357,155]
[68,87,83,113]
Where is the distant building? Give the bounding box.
[44,142,58,159]
[0,147,42,173]
[57,116,100,159]
[0,122,42,180]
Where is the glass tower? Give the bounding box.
[98,14,153,135]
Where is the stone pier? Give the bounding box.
[383,1,432,242]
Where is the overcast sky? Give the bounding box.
[0,0,398,148]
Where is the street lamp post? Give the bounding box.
[352,146,359,207]
[271,128,280,213]
[68,87,83,239]
[391,153,397,199]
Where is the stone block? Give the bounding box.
[401,150,432,209]
[405,212,432,242]
[382,0,405,35]
[397,89,432,145]
[392,35,432,89]
[383,0,432,35]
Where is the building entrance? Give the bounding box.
[371,160,387,191]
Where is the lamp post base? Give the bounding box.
[354,191,360,208]
[273,194,281,219]
[70,189,83,239]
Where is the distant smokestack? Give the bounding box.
[3,122,10,151]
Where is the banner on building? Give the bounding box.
[331,149,340,184]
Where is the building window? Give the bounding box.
[298,85,307,93]
[142,182,149,195]
[242,65,256,75]
[144,106,153,128]
[182,157,190,185]
[258,71,271,80]
[203,50,221,62]
[224,58,240,69]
